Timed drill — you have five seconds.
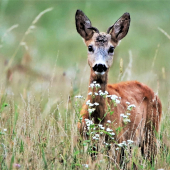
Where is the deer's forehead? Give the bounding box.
[86,33,111,47]
[95,34,109,46]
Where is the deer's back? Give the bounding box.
[106,80,162,144]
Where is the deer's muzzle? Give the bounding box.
[93,64,107,74]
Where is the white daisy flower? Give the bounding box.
[88,103,94,107]
[94,102,99,106]
[111,95,118,100]
[117,143,123,147]
[106,128,113,132]
[88,92,92,95]
[100,127,105,130]
[127,140,134,144]
[95,83,101,88]
[95,134,99,138]
[105,143,110,146]
[120,113,125,117]
[85,118,90,122]
[122,141,126,144]
[86,100,90,105]
[88,108,95,114]
[93,136,99,140]
[115,99,120,104]
[123,119,131,123]
[127,104,136,111]
[107,120,111,123]
[86,120,93,126]
[122,115,128,118]
[89,83,95,88]
[99,91,104,96]
[109,132,115,136]
[126,101,130,105]
[75,95,83,98]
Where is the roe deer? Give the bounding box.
[75,10,162,164]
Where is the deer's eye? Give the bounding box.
[108,46,114,54]
[88,45,94,52]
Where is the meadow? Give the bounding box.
[0,1,170,169]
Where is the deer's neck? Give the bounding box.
[87,69,108,124]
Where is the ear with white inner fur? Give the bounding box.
[75,10,99,40]
[107,13,130,43]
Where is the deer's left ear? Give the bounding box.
[107,13,130,43]
[75,10,98,41]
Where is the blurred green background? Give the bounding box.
[0,1,170,108]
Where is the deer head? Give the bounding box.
[75,10,130,76]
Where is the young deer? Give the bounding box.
[75,10,162,162]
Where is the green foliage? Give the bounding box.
[9,153,15,170]
[42,148,48,169]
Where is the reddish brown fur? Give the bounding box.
[78,79,162,160]
[78,80,162,135]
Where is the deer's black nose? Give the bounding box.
[93,64,107,73]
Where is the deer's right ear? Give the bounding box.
[75,10,94,41]
[107,13,130,43]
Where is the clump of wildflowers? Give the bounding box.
[108,94,121,106]
[88,108,96,114]
[103,142,111,147]
[86,100,94,107]
[119,102,136,124]
[120,113,131,124]
[89,81,101,89]
[110,95,118,100]
[85,119,94,127]
[127,104,136,111]
[85,100,97,115]
[117,139,134,148]
[76,82,136,158]
[98,90,109,97]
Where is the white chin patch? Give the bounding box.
[95,71,106,75]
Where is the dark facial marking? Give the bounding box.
[95,34,108,46]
